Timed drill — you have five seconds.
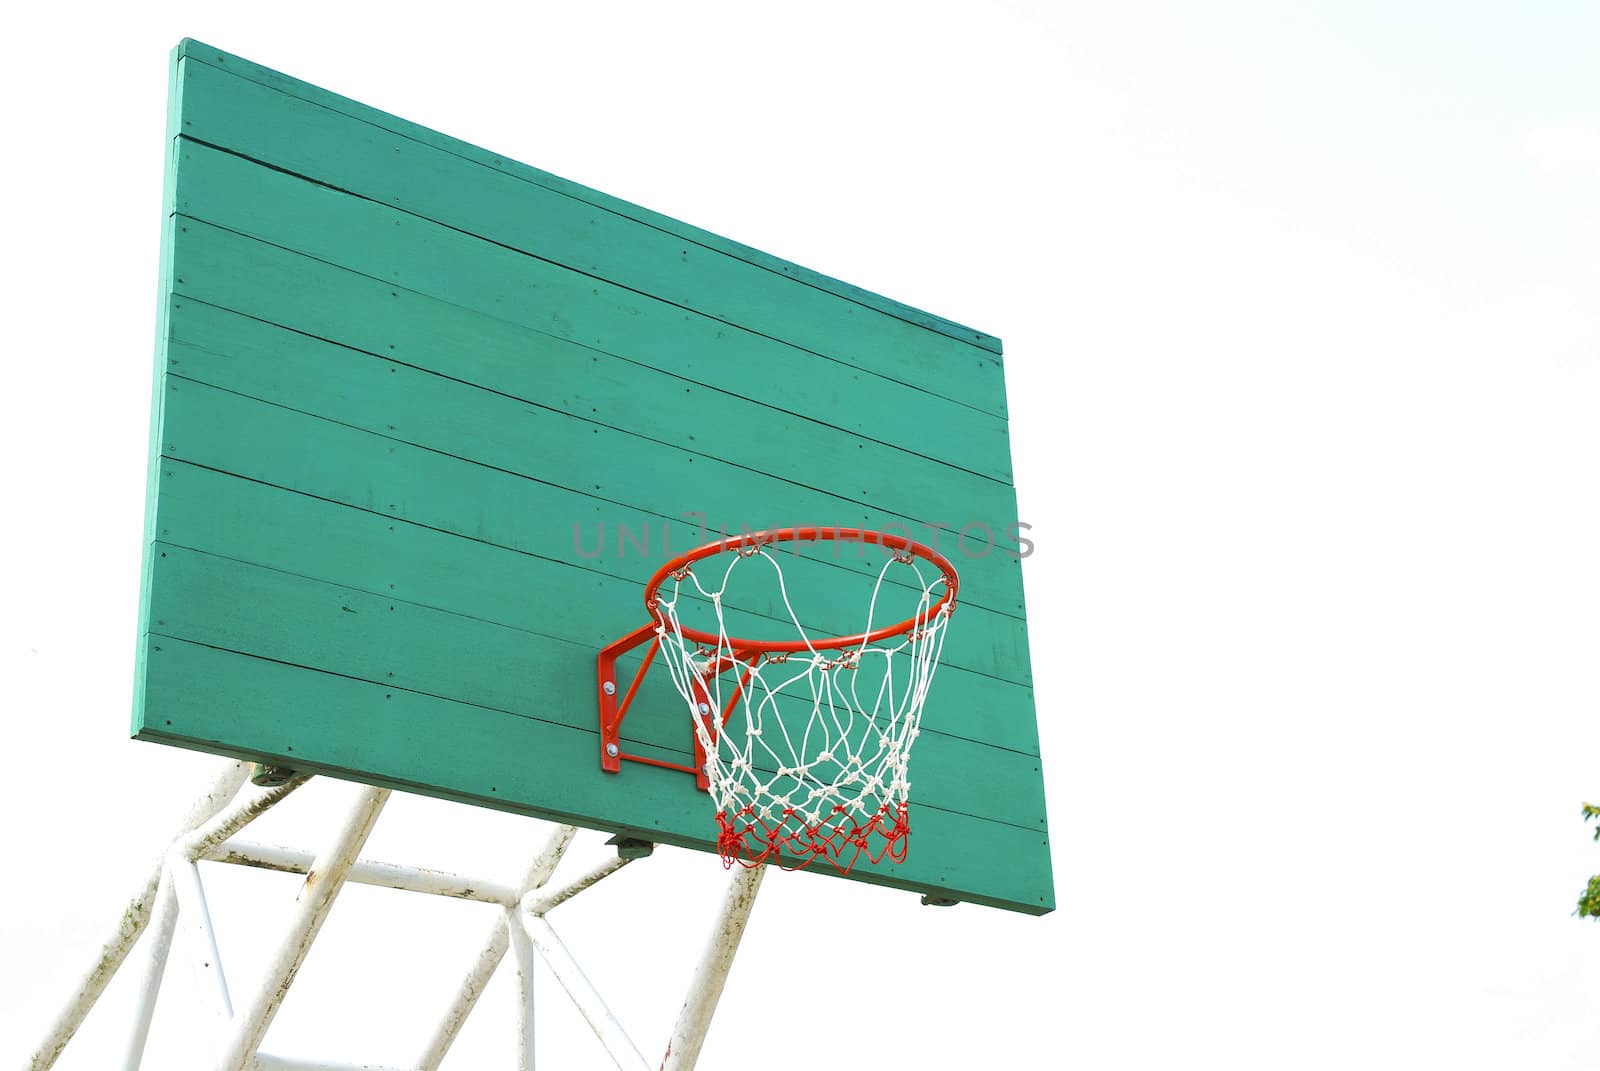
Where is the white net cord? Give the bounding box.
[651,545,953,872]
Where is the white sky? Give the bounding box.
[3,2,1598,1068]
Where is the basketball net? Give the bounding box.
[651,544,953,873]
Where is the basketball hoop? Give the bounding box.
[597,527,959,874]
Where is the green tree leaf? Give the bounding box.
[1580,804,1600,920]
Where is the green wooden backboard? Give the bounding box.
[134,40,1052,915]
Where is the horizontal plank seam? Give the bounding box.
[169,215,1014,487]
[180,54,1005,360]
[149,526,1038,756]
[159,354,1030,626]
[176,133,1008,422]
[159,370,1031,649]
[134,718,1045,912]
[167,284,1014,491]
[142,624,1045,833]
[155,450,1032,695]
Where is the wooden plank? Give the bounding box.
[156,235,1030,617]
[152,459,1039,754]
[159,225,1019,559]
[154,369,1031,689]
[137,636,1052,913]
[134,43,189,737]
[140,543,1047,835]
[171,138,1014,484]
[159,296,1030,674]
[151,459,1041,757]
[173,57,1010,418]
[167,143,1013,486]
[172,41,1003,359]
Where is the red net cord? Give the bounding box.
[715,802,910,874]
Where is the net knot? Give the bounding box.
[651,533,953,875]
[816,650,857,671]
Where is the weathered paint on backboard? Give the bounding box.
[134,40,1053,914]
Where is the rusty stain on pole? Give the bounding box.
[522,855,633,917]
[205,840,518,905]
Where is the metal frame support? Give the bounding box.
[507,908,538,1071]
[119,868,179,1071]
[214,785,391,1070]
[518,916,652,1071]
[598,623,701,779]
[413,824,577,1070]
[28,761,767,1071]
[30,761,252,1071]
[660,864,766,1071]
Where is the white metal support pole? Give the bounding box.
[28,760,252,1071]
[251,1055,406,1070]
[167,773,316,1029]
[511,849,646,1070]
[510,828,584,1071]
[659,864,766,1071]
[205,841,519,904]
[413,825,577,1071]
[516,825,582,906]
[519,915,652,1071]
[34,770,774,1071]
[413,922,511,1071]
[179,775,315,861]
[119,869,180,1071]
[508,905,538,1070]
[213,785,391,1071]
[170,855,234,1019]
[521,855,632,916]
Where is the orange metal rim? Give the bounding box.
[642,526,959,654]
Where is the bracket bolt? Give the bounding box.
[603,680,616,696]
[697,702,711,715]
[605,743,619,757]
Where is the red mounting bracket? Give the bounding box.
[596,624,757,793]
